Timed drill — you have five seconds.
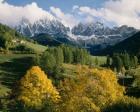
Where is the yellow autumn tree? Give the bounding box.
[15,66,60,108]
[58,65,124,111]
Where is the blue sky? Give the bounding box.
[6,0,105,12]
[0,0,140,29]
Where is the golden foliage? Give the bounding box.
[16,66,60,108]
[58,65,124,111]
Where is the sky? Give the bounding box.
[0,0,140,29]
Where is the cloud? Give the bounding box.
[50,7,78,28]
[0,1,78,28]
[0,0,4,3]
[74,0,140,29]
[72,5,79,10]
[0,0,140,29]
[0,1,54,26]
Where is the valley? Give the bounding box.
[0,1,140,111]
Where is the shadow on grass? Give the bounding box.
[0,56,34,88]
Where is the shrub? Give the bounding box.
[103,97,140,112]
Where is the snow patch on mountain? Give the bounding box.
[15,18,138,48]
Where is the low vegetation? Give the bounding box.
[0,24,140,112]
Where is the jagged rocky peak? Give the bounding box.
[16,17,70,37]
[71,22,105,36]
[15,17,138,48]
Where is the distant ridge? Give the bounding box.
[101,31,140,55]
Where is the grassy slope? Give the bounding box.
[0,53,106,96]
[24,41,47,53]
[101,31,140,55]
[0,54,35,96]
[0,41,47,96]
[91,56,107,66]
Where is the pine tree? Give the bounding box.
[95,57,99,66]
[124,52,130,70]
[40,51,56,73]
[112,55,123,73]
[106,56,111,67]
[55,47,64,65]
[134,56,138,68]
[64,47,73,63]
[48,47,64,65]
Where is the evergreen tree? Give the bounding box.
[40,51,56,74]
[95,57,99,66]
[65,47,73,63]
[112,55,123,73]
[106,55,111,67]
[134,56,138,68]
[48,47,64,65]
[55,47,64,65]
[124,52,130,70]
[73,48,81,64]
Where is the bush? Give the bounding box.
[103,97,140,112]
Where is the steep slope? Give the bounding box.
[0,23,47,53]
[16,19,138,50]
[0,23,24,39]
[16,18,69,37]
[0,23,25,49]
[101,32,140,55]
[72,23,137,46]
[32,33,81,47]
[32,33,62,46]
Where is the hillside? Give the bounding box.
[32,33,62,46]
[0,23,47,53]
[0,23,23,49]
[32,33,80,47]
[101,32,140,55]
[16,19,137,46]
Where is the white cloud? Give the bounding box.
[0,0,4,3]
[75,0,140,29]
[0,1,54,26]
[72,5,79,10]
[0,0,140,29]
[50,7,78,28]
[0,1,78,28]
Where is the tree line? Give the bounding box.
[106,52,139,73]
[33,45,92,83]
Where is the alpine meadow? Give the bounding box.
[0,0,140,112]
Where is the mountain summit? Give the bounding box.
[15,18,138,50]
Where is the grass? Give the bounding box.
[132,66,140,76]
[0,54,35,96]
[24,41,47,53]
[62,64,80,78]
[0,54,34,63]
[0,84,10,96]
[0,53,107,96]
[91,56,107,66]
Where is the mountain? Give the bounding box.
[16,18,70,37]
[101,31,140,55]
[32,33,62,46]
[72,23,137,45]
[15,18,138,51]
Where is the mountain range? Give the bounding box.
[15,18,138,50]
[100,31,140,55]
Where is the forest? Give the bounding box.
[0,20,140,112]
